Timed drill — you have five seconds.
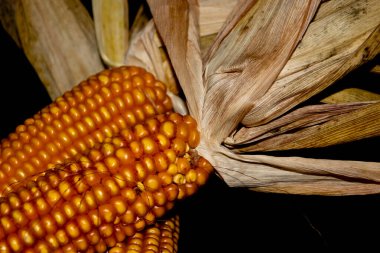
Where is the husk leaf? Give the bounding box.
[147,0,204,122]
[92,0,129,67]
[321,88,380,103]
[242,0,380,127]
[201,0,321,144]
[198,0,238,37]
[148,0,380,195]
[229,102,380,151]
[13,0,104,99]
[0,0,20,46]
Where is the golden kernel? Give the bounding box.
[135,163,148,181]
[140,191,155,209]
[143,174,161,191]
[120,166,137,186]
[129,141,143,159]
[58,181,75,200]
[156,133,170,150]
[113,173,127,188]
[167,164,178,176]
[19,228,35,246]
[188,129,200,148]
[133,107,146,122]
[144,212,155,225]
[122,92,134,107]
[134,124,149,139]
[105,156,120,173]
[100,87,112,101]
[8,193,21,209]
[154,86,166,101]
[71,195,88,213]
[62,202,76,219]
[120,188,137,205]
[99,223,114,238]
[176,157,191,174]
[143,103,156,117]
[11,210,28,227]
[86,229,101,245]
[121,209,136,225]
[30,219,45,238]
[141,156,155,173]
[121,77,132,89]
[0,216,16,234]
[186,169,198,183]
[154,153,168,172]
[158,172,173,186]
[173,174,186,185]
[88,209,101,227]
[160,121,176,139]
[95,240,107,253]
[132,88,146,105]
[41,214,57,234]
[132,75,145,87]
[185,182,198,196]
[74,235,88,251]
[98,75,109,85]
[35,197,50,216]
[196,168,210,186]
[132,198,148,218]
[198,156,214,173]
[22,202,37,220]
[46,189,61,206]
[99,106,111,121]
[134,219,146,232]
[76,215,92,233]
[141,137,158,155]
[120,128,135,143]
[104,177,120,196]
[153,189,167,206]
[7,233,23,252]
[124,110,137,125]
[164,185,179,202]
[110,196,127,215]
[171,138,187,156]
[99,203,117,223]
[164,149,177,164]
[93,184,110,204]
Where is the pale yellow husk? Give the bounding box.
[146,0,380,195]
[1,0,104,99]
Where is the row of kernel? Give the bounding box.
[0,67,173,195]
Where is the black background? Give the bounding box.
[1,2,380,252]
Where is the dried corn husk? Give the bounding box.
[372,64,380,74]
[228,101,380,151]
[241,0,380,127]
[125,21,177,94]
[92,0,129,67]
[199,0,238,37]
[0,0,104,99]
[147,0,380,195]
[321,88,380,103]
[0,0,20,46]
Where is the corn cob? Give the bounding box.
[0,111,213,252]
[0,66,173,196]
[108,215,180,253]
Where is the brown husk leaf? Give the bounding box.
[92,0,129,67]
[147,0,380,195]
[10,0,104,99]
